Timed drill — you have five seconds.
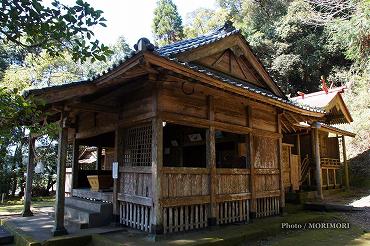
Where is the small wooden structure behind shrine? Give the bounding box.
[22,23,354,235]
[283,87,355,195]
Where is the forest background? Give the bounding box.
[0,0,368,197]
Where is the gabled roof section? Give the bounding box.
[156,23,286,98]
[156,55,324,114]
[24,27,326,119]
[291,86,353,124]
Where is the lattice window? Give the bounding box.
[123,124,152,166]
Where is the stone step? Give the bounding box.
[65,217,89,230]
[64,205,99,226]
[0,226,13,245]
[65,205,112,228]
[48,212,89,230]
[65,197,112,214]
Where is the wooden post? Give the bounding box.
[326,169,330,189]
[113,128,124,222]
[71,138,79,189]
[342,135,350,190]
[22,134,35,217]
[247,106,256,218]
[52,115,69,236]
[206,95,217,225]
[296,134,301,157]
[96,146,102,171]
[151,117,163,234]
[277,112,285,213]
[313,127,323,200]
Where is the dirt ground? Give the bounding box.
[324,188,370,232]
[243,188,370,246]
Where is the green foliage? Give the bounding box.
[152,0,184,46]
[1,36,132,91]
[0,0,112,62]
[83,36,132,78]
[0,88,41,141]
[326,0,370,68]
[184,8,228,38]
[217,0,349,93]
[337,64,370,158]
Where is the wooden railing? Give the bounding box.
[119,201,152,232]
[256,196,280,218]
[321,165,342,189]
[216,168,250,195]
[217,199,249,225]
[320,158,341,167]
[163,204,208,233]
[161,167,210,198]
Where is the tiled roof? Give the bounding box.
[24,24,324,114]
[157,26,239,57]
[291,86,346,108]
[320,123,355,137]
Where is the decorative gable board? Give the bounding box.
[175,34,283,97]
[195,49,266,88]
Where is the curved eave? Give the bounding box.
[327,93,353,123]
[24,52,144,105]
[320,124,356,138]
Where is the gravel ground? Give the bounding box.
[344,209,370,232]
[324,188,370,232]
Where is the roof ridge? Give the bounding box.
[156,26,239,57]
[157,21,237,51]
[292,86,346,99]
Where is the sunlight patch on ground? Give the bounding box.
[349,194,370,207]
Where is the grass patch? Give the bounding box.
[0,196,54,214]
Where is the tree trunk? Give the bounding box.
[11,145,20,196]
[11,175,17,196]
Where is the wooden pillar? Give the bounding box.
[113,128,124,221]
[277,112,285,213]
[151,117,163,234]
[96,146,102,171]
[52,116,69,236]
[206,95,217,225]
[247,106,256,218]
[326,169,330,189]
[22,134,35,217]
[313,127,323,200]
[71,138,79,189]
[342,135,350,190]
[296,134,301,157]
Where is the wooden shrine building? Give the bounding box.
[21,23,354,236]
